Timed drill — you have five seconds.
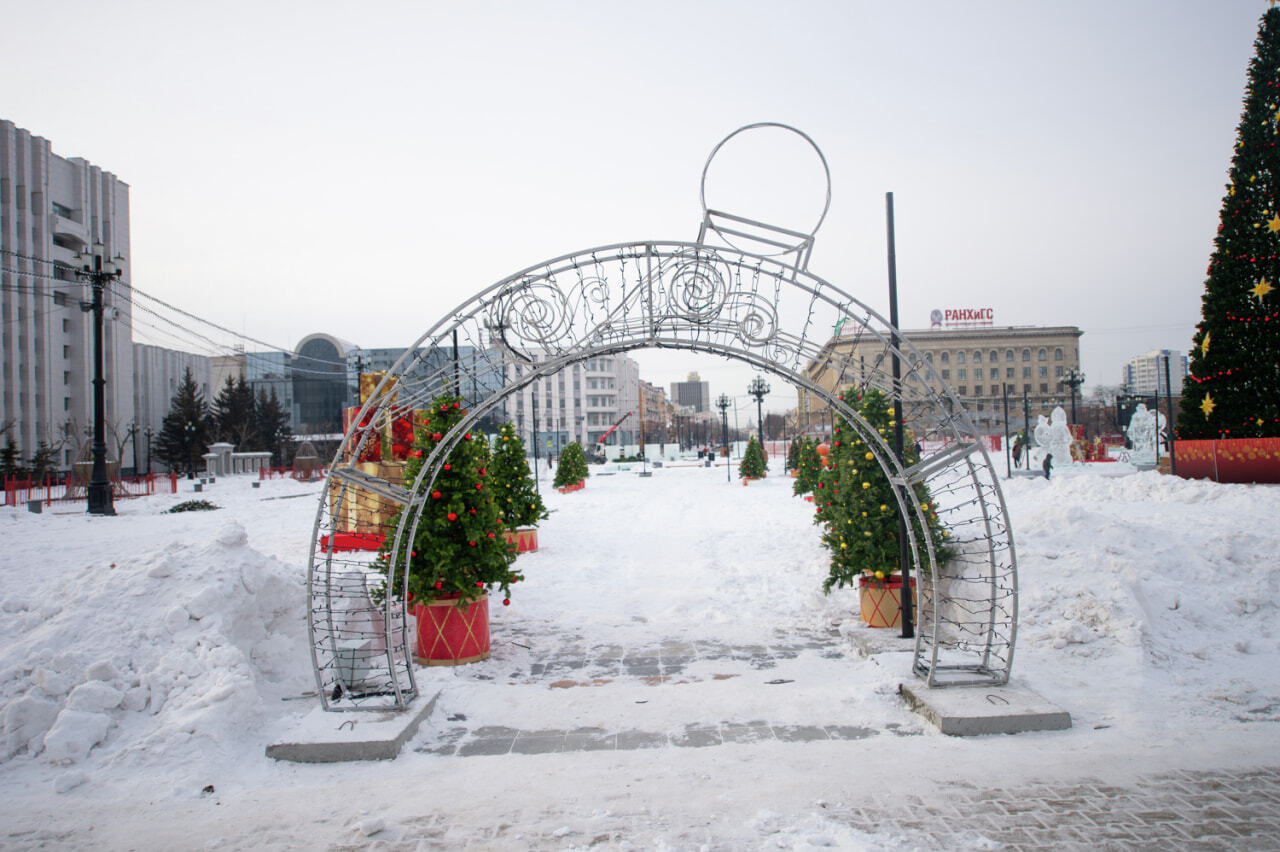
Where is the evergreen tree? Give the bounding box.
[786,437,802,471]
[1,439,26,479]
[212,375,258,448]
[376,394,518,606]
[254,388,293,465]
[490,422,547,528]
[792,438,824,495]
[814,389,948,593]
[156,368,211,474]
[1180,7,1280,440]
[554,441,589,488]
[739,435,768,479]
[28,441,58,480]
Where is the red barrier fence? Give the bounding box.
[3,472,170,507]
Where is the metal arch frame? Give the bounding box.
[306,240,1019,712]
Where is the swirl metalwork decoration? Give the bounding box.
[491,277,574,359]
[729,290,778,346]
[666,250,730,324]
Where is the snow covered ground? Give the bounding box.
[1,458,1278,849]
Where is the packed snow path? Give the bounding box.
[1,461,1278,849]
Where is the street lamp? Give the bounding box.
[747,376,770,447]
[73,242,123,516]
[1058,368,1085,426]
[716,393,731,483]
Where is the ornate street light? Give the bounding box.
[73,242,123,515]
[716,393,731,482]
[747,376,770,446]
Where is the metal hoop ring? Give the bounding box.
[699,122,833,255]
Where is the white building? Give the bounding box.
[132,344,211,470]
[1,119,133,468]
[502,352,640,457]
[1123,349,1187,397]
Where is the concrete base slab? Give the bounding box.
[266,691,439,762]
[899,681,1071,736]
[847,626,916,658]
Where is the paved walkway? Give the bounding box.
[411,635,1280,849]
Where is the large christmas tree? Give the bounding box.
[376,394,517,606]
[490,421,546,528]
[814,389,948,594]
[1180,7,1280,440]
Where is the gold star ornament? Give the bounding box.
[1253,277,1275,300]
[1201,332,1211,355]
[1267,215,1280,232]
[1201,394,1216,419]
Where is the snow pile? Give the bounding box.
[0,517,310,780]
[1008,467,1280,728]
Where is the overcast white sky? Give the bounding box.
[3,1,1268,414]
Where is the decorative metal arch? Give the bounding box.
[306,239,1019,712]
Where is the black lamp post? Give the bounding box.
[184,421,197,478]
[144,426,154,476]
[128,422,139,476]
[747,377,770,447]
[716,393,731,483]
[1058,368,1085,426]
[73,242,123,516]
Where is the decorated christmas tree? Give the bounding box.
[785,437,802,471]
[554,441,590,488]
[490,422,547,529]
[739,435,768,479]
[792,437,822,496]
[814,388,948,593]
[376,394,518,606]
[1180,6,1280,440]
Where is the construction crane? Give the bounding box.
[587,411,633,463]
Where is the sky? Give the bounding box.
[2,1,1269,415]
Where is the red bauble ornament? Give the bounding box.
[475,483,483,490]
[502,599,510,606]
[453,402,460,409]
[432,432,443,441]
[431,490,442,499]
[434,580,444,590]
[440,405,448,412]
[469,508,477,514]
[469,540,477,547]
[487,532,496,539]
[443,463,451,471]
[474,581,483,588]
[464,433,472,441]
[447,512,458,521]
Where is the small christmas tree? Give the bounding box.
[792,437,822,496]
[490,422,547,528]
[1180,6,1280,440]
[816,388,948,593]
[376,394,517,606]
[554,441,589,488]
[785,437,802,471]
[739,435,768,479]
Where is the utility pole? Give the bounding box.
[144,426,154,476]
[128,423,139,476]
[1022,389,1032,470]
[885,191,912,639]
[73,242,123,516]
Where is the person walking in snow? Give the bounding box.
[1042,452,1053,480]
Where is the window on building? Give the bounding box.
[1040,383,1049,393]
[62,345,70,359]
[940,352,950,364]
[1006,349,1014,362]
[941,369,950,380]
[63,371,69,385]
[990,350,999,363]
[958,386,967,396]
[1023,383,1031,393]
[924,352,933,362]
[973,350,982,363]
[1055,366,1064,377]
[1038,348,1047,361]
[52,291,67,306]
[1006,367,1015,379]
[1039,366,1048,378]
[1022,366,1031,378]
[1022,349,1030,361]
[1055,348,1064,361]
[956,352,966,364]
[958,368,967,380]
[62,319,70,333]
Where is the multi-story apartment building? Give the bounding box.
[1,119,133,468]
[132,343,211,468]
[1123,349,1187,397]
[798,325,1083,433]
[502,351,640,457]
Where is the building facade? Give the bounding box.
[670,371,711,413]
[1123,349,1187,396]
[502,351,641,458]
[1,119,133,467]
[798,325,1084,434]
[132,343,211,469]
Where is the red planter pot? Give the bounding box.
[858,574,917,629]
[504,527,539,553]
[413,593,490,665]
